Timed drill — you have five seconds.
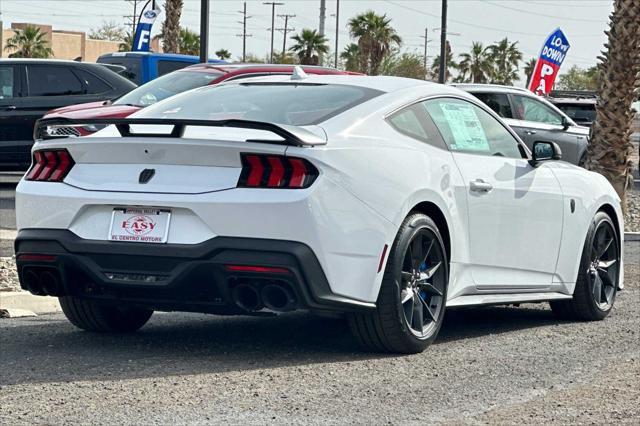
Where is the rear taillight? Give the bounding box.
[238,154,318,189]
[25,149,75,182]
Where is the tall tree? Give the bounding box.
[4,25,53,58]
[586,0,640,210]
[523,57,537,86]
[215,48,232,61]
[379,50,427,80]
[289,29,329,65]
[457,42,492,83]
[89,20,127,41]
[430,41,457,82]
[348,11,402,75]
[556,65,600,91]
[162,0,184,53]
[340,43,360,72]
[178,27,199,55]
[488,37,522,85]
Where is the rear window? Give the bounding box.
[115,70,223,107]
[157,60,193,76]
[553,102,596,124]
[98,56,142,85]
[136,83,383,126]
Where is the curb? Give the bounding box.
[625,232,640,242]
[0,291,61,315]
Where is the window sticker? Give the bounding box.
[439,102,490,153]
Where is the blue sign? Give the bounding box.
[133,9,161,52]
[539,28,570,66]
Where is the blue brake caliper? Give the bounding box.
[418,261,428,301]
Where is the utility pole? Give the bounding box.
[264,2,284,63]
[334,0,339,68]
[420,27,430,74]
[438,0,448,84]
[318,0,326,64]
[237,2,252,62]
[200,0,210,62]
[124,0,145,37]
[277,14,296,57]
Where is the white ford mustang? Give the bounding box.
[15,73,624,353]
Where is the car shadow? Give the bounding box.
[0,304,567,387]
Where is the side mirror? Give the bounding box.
[530,141,562,166]
[561,116,570,130]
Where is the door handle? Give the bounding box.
[525,130,537,135]
[470,179,493,193]
[2,105,17,111]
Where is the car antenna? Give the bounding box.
[291,66,308,81]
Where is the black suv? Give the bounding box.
[0,59,136,170]
[548,90,597,128]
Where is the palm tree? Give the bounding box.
[4,25,53,58]
[488,38,523,85]
[430,41,457,82]
[586,0,640,211]
[162,0,183,53]
[177,28,199,55]
[118,32,134,52]
[215,49,232,61]
[348,11,402,75]
[523,58,537,86]
[457,42,493,83]
[340,43,360,72]
[289,29,329,65]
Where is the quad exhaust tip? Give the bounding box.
[21,267,62,297]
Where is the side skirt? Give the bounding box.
[446,291,572,307]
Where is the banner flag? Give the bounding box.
[527,28,571,95]
[133,9,161,52]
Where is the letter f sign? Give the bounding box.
[137,30,150,50]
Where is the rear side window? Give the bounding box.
[471,92,513,118]
[157,60,192,76]
[74,69,112,94]
[424,98,524,159]
[0,66,15,99]
[387,103,446,149]
[98,56,142,84]
[27,66,84,96]
[137,83,383,126]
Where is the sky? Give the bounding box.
[1,0,615,85]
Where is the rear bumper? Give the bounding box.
[14,229,375,314]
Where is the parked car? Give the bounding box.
[548,90,597,127]
[43,63,361,135]
[97,51,226,85]
[0,59,136,170]
[454,84,590,166]
[17,74,623,354]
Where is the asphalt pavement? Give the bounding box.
[1,242,638,424]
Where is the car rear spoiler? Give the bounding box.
[34,117,327,147]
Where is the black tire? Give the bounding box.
[59,296,153,332]
[550,211,620,321]
[348,213,448,354]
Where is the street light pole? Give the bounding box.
[438,0,447,84]
[199,0,209,63]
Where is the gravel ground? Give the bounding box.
[0,256,19,292]
[0,242,638,425]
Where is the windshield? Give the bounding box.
[136,83,382,126]
[115,70,223,107]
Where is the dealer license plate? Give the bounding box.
[108,208,171,244]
